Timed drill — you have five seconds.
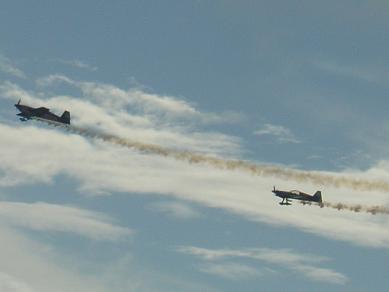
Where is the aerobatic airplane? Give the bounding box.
[272,186,323,206]
[15,99,70,125]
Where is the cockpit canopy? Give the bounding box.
[290,190,301,195]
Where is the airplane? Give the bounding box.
[15,99,70,125]
[272,186,323,206]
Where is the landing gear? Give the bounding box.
[279,198,292,206]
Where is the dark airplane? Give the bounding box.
[272,186,322,206]
[15,99,70,125]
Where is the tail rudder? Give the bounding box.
[60,111,70,124]
[313,191,322,203]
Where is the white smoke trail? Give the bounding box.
[38,119,389,193]
[300,201,389,215]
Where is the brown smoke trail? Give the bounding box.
[39,120,389,193]
[300,201,389,215]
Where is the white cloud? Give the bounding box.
[0,271,35,292]
[0,55,26,79]
[52,59,98,71]
[148,201,202,219]
[311,59,389,85]
[0,201,132,240]
[198,262,263,280]
[254,123,300,144]
[0,226,110,292]
[0,224,215,292]
[36,74,243,125]
[178,246,348,285]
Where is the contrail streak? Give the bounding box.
[300,201,389,215]
[39,119,389,193]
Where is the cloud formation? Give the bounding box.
[254,123,300,144]
[178,246,348,284]
[312,59,389,85]
[0,271,35,292]
[0,226,110,292]
[148,200,202,219]
[0,54,26,79]
[198,262,263,280]
[52,59,98,71]
[36,74,243,125]
[0,213,212,292]
[0,201,132,240]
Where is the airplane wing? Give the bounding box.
[32,116,70,127]
[32,107,50,114]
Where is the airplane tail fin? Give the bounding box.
[60,111,70,124]
[313,191,322,203]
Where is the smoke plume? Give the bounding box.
[300,201,389,215]
[40,119,389,194]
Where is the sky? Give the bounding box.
[0,1,389,291]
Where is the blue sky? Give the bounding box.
[1,1,389,291]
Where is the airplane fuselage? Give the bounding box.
[15,101,70,125]
[272,188,322,206]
